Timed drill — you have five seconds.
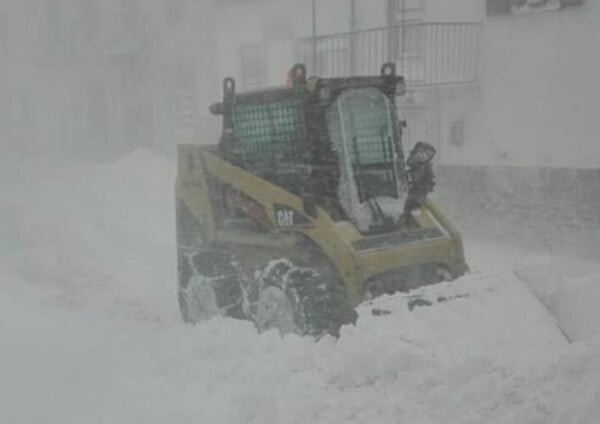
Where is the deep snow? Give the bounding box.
[1,150,599,423]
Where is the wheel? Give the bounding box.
[255,285,299,335]
[178,248,246,324]
[253,259,357,337]
[176,198,246,324]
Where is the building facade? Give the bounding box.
[1,0,593,166]
[0,0,217,159]
[214,0,593,168]
[213,0,483,164]
[481,0,592,167]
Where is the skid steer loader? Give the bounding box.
[176,63,467,337]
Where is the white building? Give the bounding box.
[212,0,593,168]
[0,0,217,158]
[213,0,484,87]
[481,0,592,168]
[1,0,592,166]
[212,0,483,164]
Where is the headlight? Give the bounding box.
[407,142,436,166]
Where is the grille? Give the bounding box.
[327,87,399,201]
[231,98,308,175]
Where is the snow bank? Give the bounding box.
[2,264,598,424]
[434,165,600,262]
[516,255,600,342]
[1,149,600,423]
[0,150,178,324]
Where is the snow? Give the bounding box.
[516,256,600,343]
[1,149,600,423]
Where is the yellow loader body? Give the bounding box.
[177,145,467,306]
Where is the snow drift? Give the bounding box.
[1,149,599,423]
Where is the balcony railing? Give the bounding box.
[295,22,482,86]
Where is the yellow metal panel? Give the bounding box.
[177,145,217,243]
[198,147,364,302]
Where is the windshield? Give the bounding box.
[327,88,403,203]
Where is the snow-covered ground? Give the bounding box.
[1,150,599,423]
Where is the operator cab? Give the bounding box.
[327,86,407,233]
[210,63,432,235]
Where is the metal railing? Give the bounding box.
[295,22,482,86]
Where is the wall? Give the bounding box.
[354,0,485,27]
[478,1,598,168]
[212,0,488,86]
[425,0,484,22]
[354,0,388,29]
[0,0,218,158]
[398,85,485,165]
[214,0,350,89]
[214,1,600,169]
[406,1,600,169]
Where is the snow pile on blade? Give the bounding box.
[1,150,600,424]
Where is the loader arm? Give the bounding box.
[177,144,364,302]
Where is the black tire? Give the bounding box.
[178,248,246,324]
[254,259,357,337]
[176,198,246,324]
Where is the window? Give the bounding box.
[263,18,294,41]
[327,88,400,202]
[106,0,142,52]
[240,44,268,90]
[81,2,99,47]
[231,98,305,173]
[165,0,186,29]
[561,0,583,5]
[395,0,424,23]
[46,0,64,53]
[316,41,350,78]
[87,81,108,141]
[45,0,85,57]
[450,119,465,147]
[487,0,583,16]
[512,0,560,14]
[486,0,512,16]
